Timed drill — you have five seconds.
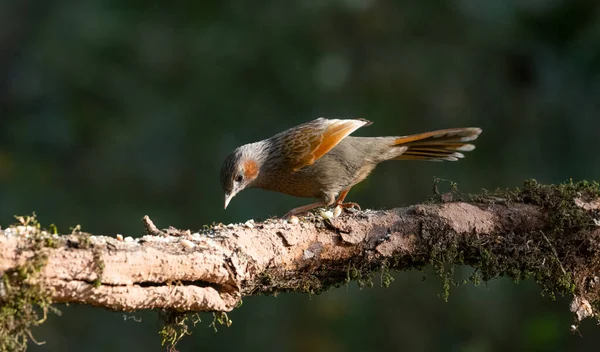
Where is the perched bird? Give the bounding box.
[220,118,481,218]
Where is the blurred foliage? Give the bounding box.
[1,0,600,351]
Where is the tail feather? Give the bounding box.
[392,128,482,161]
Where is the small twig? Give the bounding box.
[143,215,167,237]
[540,231,567,275]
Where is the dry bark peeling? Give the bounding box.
[1,181,600,335]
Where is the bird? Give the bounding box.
[220,118,482,218]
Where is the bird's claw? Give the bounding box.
[336,202,361,211]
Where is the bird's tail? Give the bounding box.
[392,128,482,161]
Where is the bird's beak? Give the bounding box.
[224,192,234,209]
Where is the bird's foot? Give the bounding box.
[282,202,360,220]
[336,202,361,211]
[282,202,325,219]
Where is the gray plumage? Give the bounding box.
[220,118,482,216]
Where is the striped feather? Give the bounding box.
[393,128,482,161]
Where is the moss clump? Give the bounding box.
[252,266,356,297]
[427,177,463,204]
[422,179,600,302]
[0,214,60,351]
[209,312,232,332]
[66,225,105,287]
[260,273,274,286]
[517,180,599,302]
[158,310,233,351]
[67,225,91,248]
[159,310,202,352]
[247,179,599,316]
[380,262,395,288]
[346,264,374,289]
[519,179,600,236]
[92,251,105,288]
[415,223,466,302]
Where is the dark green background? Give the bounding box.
[1,1,599,351]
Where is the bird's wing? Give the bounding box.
[279,118,372,172]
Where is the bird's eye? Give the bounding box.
[235,174,244,182]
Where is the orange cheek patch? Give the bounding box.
[243,160,259,180]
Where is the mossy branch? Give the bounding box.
[1,180,600,350]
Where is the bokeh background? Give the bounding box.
[2,0,600,351]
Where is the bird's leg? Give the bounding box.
[334,188,361,210]
[282,201,325,219]
[281,189,360,219]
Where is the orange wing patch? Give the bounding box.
[283,118,372,172]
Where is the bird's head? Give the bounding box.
[220,144,262,209]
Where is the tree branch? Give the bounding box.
[1,181,599,329]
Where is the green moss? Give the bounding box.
[0,214,59,352]
[427,177,463,204]
[160,178,599,350]
[70,225,91,249]
[92,251,105,288]
[48,224,58,235]
[159,310,202,352]
[238,179,598,325]
[209,312,232,332]
[519,179,600,236]
[346,266,360,283]
[0,215,109,350]
[421,179,600,302]
[469,270,483,287]
[43,236,58,248]
[260,273,274,286]
[67,225,105,287]
[158,310,234,351]
[380,262,395,288]
[427,244,461,302]
[346,264,374,289]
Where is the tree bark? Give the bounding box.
[1,182,599,326]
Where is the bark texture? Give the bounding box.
[1,182,599,325]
